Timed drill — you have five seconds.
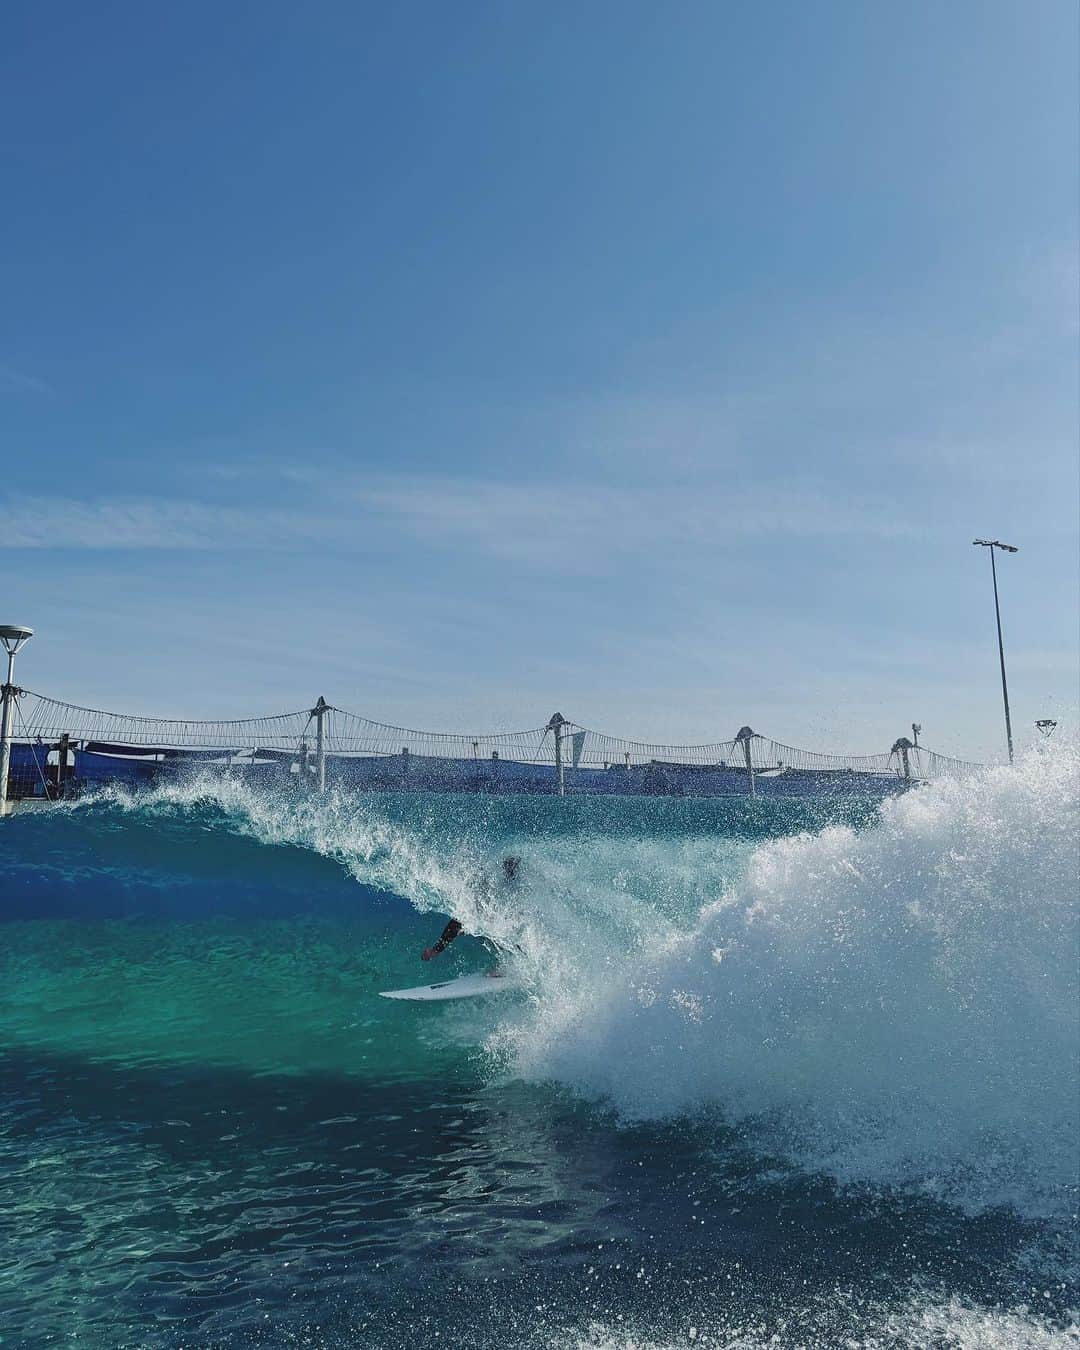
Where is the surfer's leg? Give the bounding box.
[479,937,504,978]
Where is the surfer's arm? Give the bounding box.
[421,919,462,961]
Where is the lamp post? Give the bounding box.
[972,540,1017,764]
[0,625,34,816]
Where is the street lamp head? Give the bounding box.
[972,539,1018,552]
[0,625,33,656]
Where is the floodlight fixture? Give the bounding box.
[0,625,33,657]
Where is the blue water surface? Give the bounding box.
[0,780,1075,1348]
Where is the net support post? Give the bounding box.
[312,696,329,793]
[891,736,914,783]
[735,726,756,798]
[547,712,566,796]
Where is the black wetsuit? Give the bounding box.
[429,919,463,954]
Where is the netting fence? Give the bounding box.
[3,688,984,802]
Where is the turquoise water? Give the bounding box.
[1,752,1077,1347]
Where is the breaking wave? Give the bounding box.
[46,742,1080,1227]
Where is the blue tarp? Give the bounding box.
[4,742,52,797]
[74,750,164,787]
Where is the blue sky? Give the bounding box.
[2,1,1077,761]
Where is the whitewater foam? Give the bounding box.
[510,745,1079,1224]
[550,1293,1079,1349]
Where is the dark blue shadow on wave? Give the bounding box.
[0,805,412,922]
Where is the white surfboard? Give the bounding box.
[379,972,523,1002]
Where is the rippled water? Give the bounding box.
[1,752,1076,1347]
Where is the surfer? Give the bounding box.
[421,856,520,963]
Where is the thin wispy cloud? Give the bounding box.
[0,497,313,550]
[2,477,918,561]
[0,364,52,396]
[0,480,916,560]
[361,478,916,563]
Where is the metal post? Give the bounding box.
[548,712,566,795]
[0,627,33,818]
[973,539,1017,764]
[989,547,1014,764]
[312,696,329,792]
[0,648,16,817]
[736,726,756,798]
[891,736,915,784]
[55,732,71,799]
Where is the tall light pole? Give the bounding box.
[0,624,34,816]
[972,540,1017,764]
